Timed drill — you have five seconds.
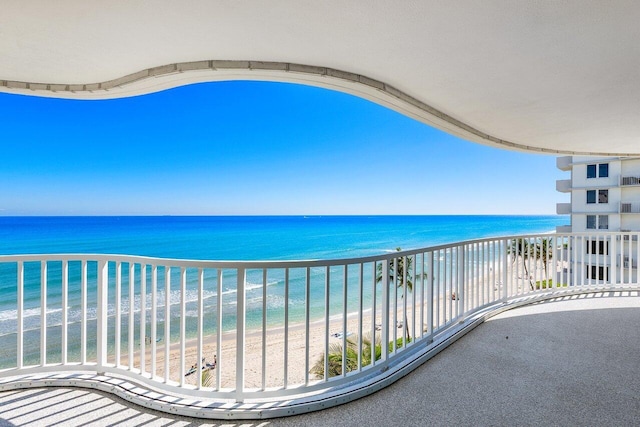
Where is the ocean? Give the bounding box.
[0,215,566,366]
[0,215,566,260]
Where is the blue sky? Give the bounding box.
[0,81,565,215]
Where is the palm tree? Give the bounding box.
[508,238,535,290]
[376,248,414,340]
[534,238,554,285]
[311,333,400,379]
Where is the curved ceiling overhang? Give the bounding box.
[0,60,630,157]
[2,1,640,156]
[0,60,561,155]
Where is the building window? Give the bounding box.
[586,215,608,229]
[587,189,608,204]
[586,239,609,255]
[598,215,609,229]
[599,163,609,177]
[587,163,609,179]
[586,265,609,281]
[598,189,608,203]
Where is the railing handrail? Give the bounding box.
[0,230,593,266]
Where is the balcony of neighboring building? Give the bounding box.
[556,179,572,192]
[620,202,640,214]
[620,175,640,186]
[556,156,572,171]
[556,224,572,233]
[556,202,572,215]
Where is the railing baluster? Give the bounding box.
[164,266,171,383]
[262,268,267,390]
[442,250,447,325]
[358,263,363,369]
[216,269,223,390]
[402,256,408,345]
[179,267,186,386]
[97,260,108,372]
[129,263,135,370]
[81,260,87,364]
[196,268,204,389]
[427,251,434,342]
[371,262,377,362]
[151,265,157,377]
[381,260,389,361]
[457,246,464,320]
[236,267,246,402]
[305,266,311,383]
[611,235,616,285]
[62,260,68,365]
[140,264,146,375]
[284,267,289,385]
[17,261,24,369]
[324,266,330,379]
[435,250,440,331]
[411,255,416,343]
[41,261,47,366]
[341,265,347,376]
[392,258,398,351]
[580,235,585,287]
[115,262,121,366]
[419,253,424,340]
[448,248,453,319]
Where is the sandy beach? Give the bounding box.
[116,256,545,390]
[122,289,469,390]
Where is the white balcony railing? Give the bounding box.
[0,232,638,419]
[620,202,640,213]
[620,176,640,186]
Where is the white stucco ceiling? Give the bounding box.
[1,1,639,155]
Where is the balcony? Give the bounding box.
[1,292,638,426]
[0,232,638,420]
[556,202,571,215]
[620,176,640,186]
[556,156,572,171]
[556,179,571,192]
[620,202,640,213]
[556,225,572,233]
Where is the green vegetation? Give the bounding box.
[310,333,410,379]
[534,280,567,290]
[376,248,420,340]
[508,238,554,291]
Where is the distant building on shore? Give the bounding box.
[556,156,640,284]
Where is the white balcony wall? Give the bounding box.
[556,156,572,171]
[556,203,571,215]
[556,179,571,192]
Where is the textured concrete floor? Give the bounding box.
[1,293,639,427]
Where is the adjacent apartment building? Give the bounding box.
[556,156,640,284]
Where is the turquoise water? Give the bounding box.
[0,215,566,365]
[0,215,565,260]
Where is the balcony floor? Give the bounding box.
[1,293,639,426]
